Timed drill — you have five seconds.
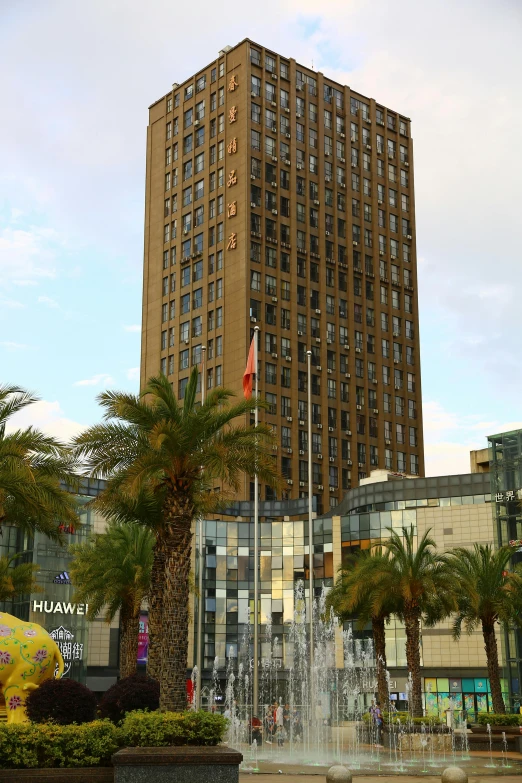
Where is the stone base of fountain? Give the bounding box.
[467,733,520,752]
[383,733,453,751]
[470,724,522,735]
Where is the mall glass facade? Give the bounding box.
[195,467,508,714]
[0,480,119,691]
[489,428,522,707]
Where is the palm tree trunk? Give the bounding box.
[372,614,389,708]
[404,606,423,717]
[482,620,505,713]
[147,544,166,681]
[119,607,140,679]
[160,490,194,712]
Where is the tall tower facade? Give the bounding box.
[141,39,424,513]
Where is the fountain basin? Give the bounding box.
[470,725,522,735]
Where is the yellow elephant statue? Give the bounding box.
[0,611,64,724]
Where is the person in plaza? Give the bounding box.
[374,701,384,748]
[276,701,284,730]
[276,722,287,747]
[293,708,303,742]
[265,704,275,744]
[250,714,263,746]
[283,703,291,734]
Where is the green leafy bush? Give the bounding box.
[98,673,159,723]
[0,710,228,768]
[477,712,521,726]
[362,711,447,729]
[362,710,410,723]
[26,678,97,725]
[121,710,228,747]
[0,721,120,769]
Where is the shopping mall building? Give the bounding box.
[4,429,522,713]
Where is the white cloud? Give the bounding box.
[423,399,522,477]
[73,373,114,387]
[0,225,60,286]
[0,295,24,309]
[126,367,139,380]
[37,294,59,308]
[0,341,30,351]
[6,400,86,443]
[124,324,141,333]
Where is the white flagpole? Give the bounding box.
[196,346,206,710]
[306,350,314,704]
[253,325,260,718]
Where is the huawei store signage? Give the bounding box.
[32,601,89,615]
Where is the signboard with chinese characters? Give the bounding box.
[495,490,521,503]
[49,625,84,677]
[137,615,148,664]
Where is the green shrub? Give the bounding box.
[477,713,521,726]
[362,711,446,729]
[98,673,159,723]
[26,678,97,725]
[0,721,120,769]
[121,710,228,747]
[0,710,228,769]
[362,710,410,724]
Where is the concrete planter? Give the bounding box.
[0,770,113,783]
[112,746,243,783]
[471,724,521,734]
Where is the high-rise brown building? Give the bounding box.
[141,39,424,513]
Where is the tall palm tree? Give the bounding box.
[369,527,455,717]
[73,368,279,710]
[69,521,154,678]
[89,486,164,679]
[447,544,522,714]
[0,385,78,539]
[327,547,398,707]
[0,553,40,602]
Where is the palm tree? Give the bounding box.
[73,368,279,710]
[69,521,154,678]
[88,486,164,679]
[0,553,40,602]
[448,544,522,714]
[0,385,78,540]
[371,527,455,717]
[327,547,398,708]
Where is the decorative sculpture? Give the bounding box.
[0,612,64,723]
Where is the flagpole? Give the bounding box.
[306,350,314,705]
[196,346,206,710]
[253,325,260,718]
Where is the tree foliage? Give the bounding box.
[0,553,40,602]
[447,543,522,713]
[0,385,78,540]
[69,521,154,677]
[73,368,280,710]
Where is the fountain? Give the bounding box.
[195,581,522,775]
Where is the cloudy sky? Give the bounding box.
[1,0,521,475]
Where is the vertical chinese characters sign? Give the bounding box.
[226,75,239,253]
[137,615,149,664]
[49,626,83,677]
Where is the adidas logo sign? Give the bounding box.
[53,571,71,585]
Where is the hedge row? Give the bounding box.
[0,711,228,769]
[477,712,521,726]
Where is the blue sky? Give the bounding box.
[1,0,521,474]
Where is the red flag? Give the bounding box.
[243,335,256,399]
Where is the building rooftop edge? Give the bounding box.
[320,470,492,518]
[148,36,411,120]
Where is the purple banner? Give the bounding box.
[137,615,148,663]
